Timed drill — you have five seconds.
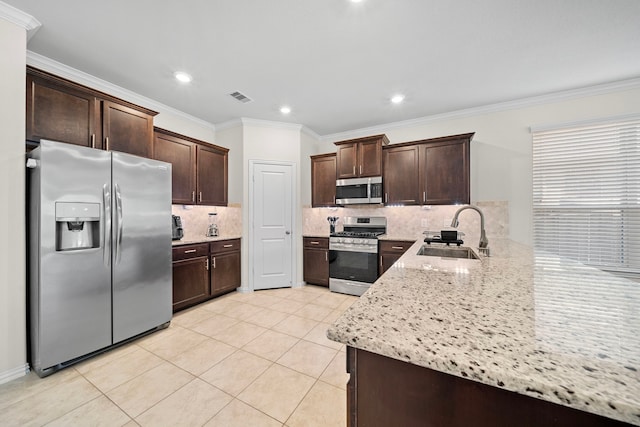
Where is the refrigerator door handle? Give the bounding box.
[114,183,124,264]
[103,184,111,266]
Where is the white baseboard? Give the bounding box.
[0,363,30,385]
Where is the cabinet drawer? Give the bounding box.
[172,243,209,261]
[210,238,241,254]
[379,240,413,254]
[303,237,329,250]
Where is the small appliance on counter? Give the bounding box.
[423,230,465,246]
[172,215,184,240]
[206,212,219,237]
[327,216,339,234]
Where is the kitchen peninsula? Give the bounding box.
[328,238,640,426]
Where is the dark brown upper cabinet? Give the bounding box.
[311,153,337,207]
[382,144,420,205]
[382,133,473,206]
[335,134,389,179]
[153,127,228,206]
[26,67,156,157]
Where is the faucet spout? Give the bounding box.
[450,205,489,249]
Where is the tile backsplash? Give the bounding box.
[303,201,509,246]
[172,204,242,241]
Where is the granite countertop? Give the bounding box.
[327,237,640,425]
[172,235,242,246]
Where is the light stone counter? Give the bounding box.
[328,237,640,425]
[172,235,242,246]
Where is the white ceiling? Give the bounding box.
[6,0,640,136]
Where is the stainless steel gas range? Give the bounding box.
[329,216,387,296]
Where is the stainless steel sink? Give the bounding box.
[416,245,480,260]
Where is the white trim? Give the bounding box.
[248,160,297,292]
[241,118,303,131]
[321,77,640,142]
[26,51,216,132]
[529,113,640,133]
[0,363,30,385]
[0,1,41,38]
[300,125,321,140]
[215,119,243,132]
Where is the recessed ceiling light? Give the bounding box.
[280,106,291,114]
[391,94,405,104]
[174,71,192,83]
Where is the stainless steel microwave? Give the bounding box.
[335,176,383,205]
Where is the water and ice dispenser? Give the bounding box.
[55,202,100,251]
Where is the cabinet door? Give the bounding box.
[197,144,228,206]
[172,257,210,312]
[336,143,358,179]
[303,248,329,286]
[211,251,241,295]
[383,145,420,205]
[26,74,100,147]
[420,141,470,205]
[103,101,154,158]
[358,140,383,177]
[154,132,196,204]
[311,154,337,207]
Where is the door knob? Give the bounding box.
[285,231,291,235]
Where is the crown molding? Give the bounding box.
[215,119,243,132]
[321,76,640,142]
[0,1,41,38]
[300,125,321,141]
[240,117,303,132]
[26,51,216,131]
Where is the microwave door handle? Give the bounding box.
[114,183,123,265]
[103,184,111,267]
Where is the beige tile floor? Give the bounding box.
[0,285,358,427]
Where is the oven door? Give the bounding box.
[329,247,378,284]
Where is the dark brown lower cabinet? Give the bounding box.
[172,243,210,311]
[347,347,630,427]
[210,239,241,296]
[303,237,329,287]
[172,239,241,312]
[378,240,413,275]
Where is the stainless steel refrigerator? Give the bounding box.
[28,140,172,377]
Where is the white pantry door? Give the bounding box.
[250,161,295,290]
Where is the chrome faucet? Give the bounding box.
[451,205,489,256]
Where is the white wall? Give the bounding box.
[319,88,640,245]
[241,121,305,289]
[215,125,244,205]
[0,17,28,383]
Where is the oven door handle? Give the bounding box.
[329,245,378,254]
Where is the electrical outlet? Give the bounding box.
[443,218,451,228]
[421,219,429,228]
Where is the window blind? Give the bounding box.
[532,117,640,278]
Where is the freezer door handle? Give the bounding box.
[103,183,111,266]
[114,183,124,264]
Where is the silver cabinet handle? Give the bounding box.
[184,249,196,254]
[91,134,96,149]
[379,255,383,268]
[205,258,209,270]
[423,191,426,203]
[325,251,328,262]
[385,193,388,203]
[103,183,111,267]
[360,165,362,175]
[392,246,404,250]
[199,192,203,203]
[105,136,110,151]
[212,257,216,269]
[192,191,195,203]
[310,241,320,245]
[353,165,355,175]
[223,244,233,248]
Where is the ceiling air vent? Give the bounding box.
[229,91,253,103]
